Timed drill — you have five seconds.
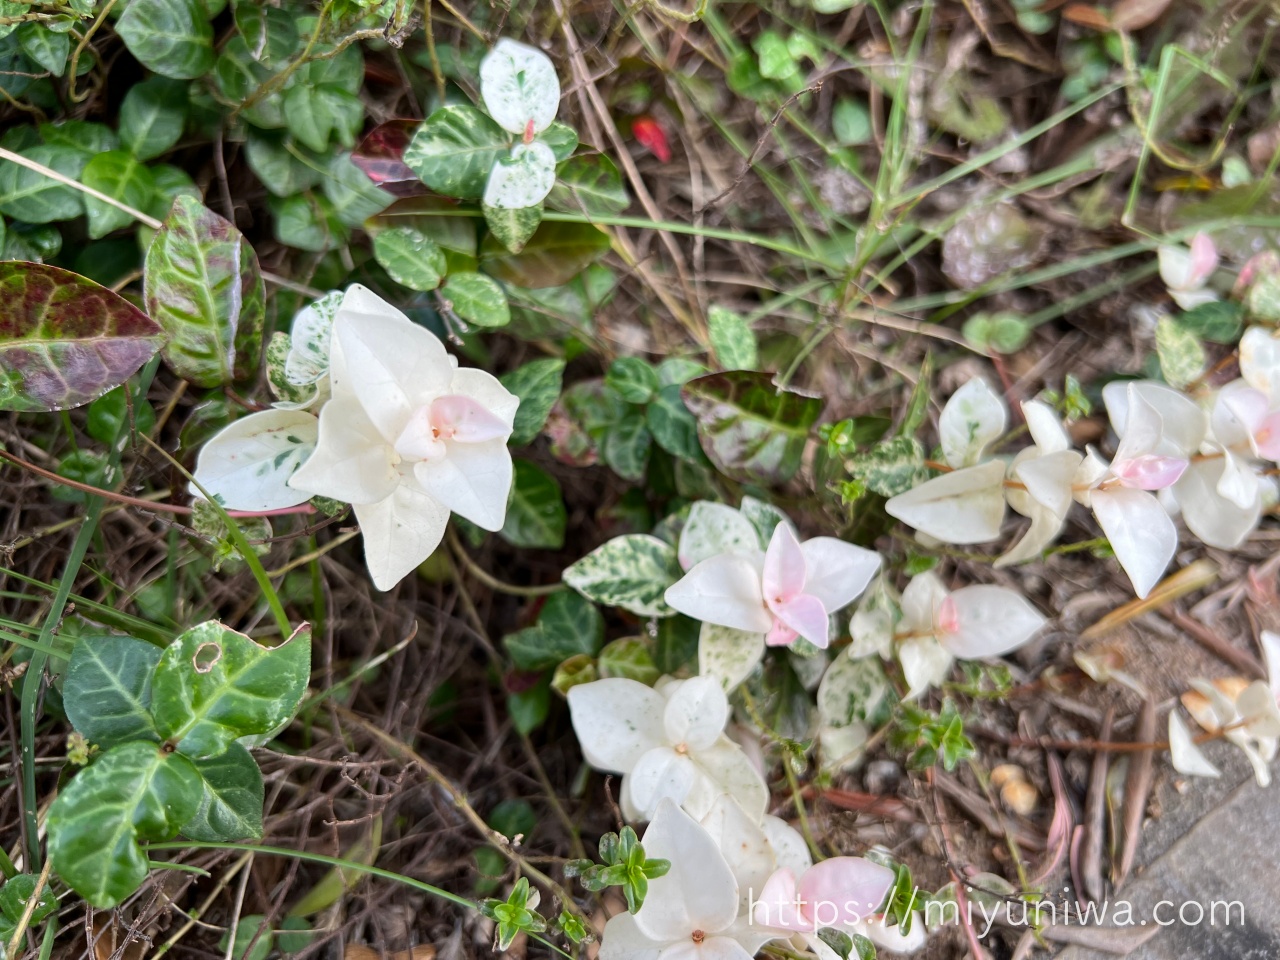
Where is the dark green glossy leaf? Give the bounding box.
[654,614,700,674]
[323,153,391,227]
[0,144,86,222]
[182,742,264,841]
[119,76,188,161]
[646,383,702,461]
[605,356,658,404]
[500,357,565,446]
[480,220,610,289]
[602,411,651,481]
[148,620,311,759]
[403,104,510,199]
[373,225,446,291]
[269,192,346,251]
[681,371,824,483]
[0,874,57,943]
[81,150,157,238]
[17,22,69,76]
[507,678,551,735]
[504,590,604,671]
[63,635,162,747]
[539,121,578,161]
[500,459,566,549]
[233,0,297,65]
[547,154,629,216]
[116,0,214,79]
[47,742,203,908]
[0,262,163,412]
[443,271,509,328]
[145,194,266,386]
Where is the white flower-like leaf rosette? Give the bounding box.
[568,675,767,823]
[283,285,518,590]
[480,39,562,210]
[663,501,881,690]
[599,799,779,960]
[896,572,1046,699]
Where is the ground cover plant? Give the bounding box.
[1,0,1280,958]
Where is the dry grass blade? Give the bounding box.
[1114,698,1157,890]
[1081,560,1219,640]
[1080,706,1115,904]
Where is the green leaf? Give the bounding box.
[606,356,658,404]
[681,371,824,483]
[443,271,510,328]
[597,637,660,684]
[483,202,543,253]
[181,742,264,841]
[0,144,86,223]
[1155,315,1205,389]
[323,153,391,227]
[0,262,164,412]
[503,590,604,671]
[145,194,266,386]
[373,225,447,291]
[1176,300,1243,343]
[119,76,188,160]
[47,742,203,908]
[213,36,283,128]
[832,97,873,146]
[38,120,119,158]
[220,915,273,960]
[284,83,333,153]
[602,411,651,481]
[116,0,214,79]
[244,132,324,198]
[562,534,680,616]
[270,193,346,252]
[81,150,157,239]
[480,220,610,289]
[646,383,703,461]
[500,357,565,445]
[403,104,510,199]
[148,621,311,759]
[753,30,798,81]
[17,22,69,76]
[538,122,578,161]
[63,635,163,747]
[654,614,700,674]
[507,679,551,735]
[87,384,157,443]
[707,305,758,371]
[546,154,629,216]
[0,874,57,943]
[233,0,298,66]
[500,460,566,549]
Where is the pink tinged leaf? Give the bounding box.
[351,120,424,196]
[1188,232,1219,287]
[1111,454,1188,490]
[762,522,807,605]
[0,262,164,412]
[1030,753,1073,887]
[768,593,829,648]
[752,868,808,932]
[394,405,448,462]
[936,595,961,636]
[796,857,896,929]
[765,619,798,648]
[429,393,511,443]
[1254,411,1280,461]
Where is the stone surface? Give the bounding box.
[1054,766,1280,959]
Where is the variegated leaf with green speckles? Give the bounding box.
[191,409,317,512]
[373,226,446,291]
[484,142,557,210]
[0,262,164,413]
[145,195,265,387]
[266,332,315,407]
[677,501,760,570]
[698,622,765,691]
[284,290,340,387]
[47,742,203,908]
[403,104,510,200]
[483,202,542,253]
[1156,315,1205,389]
[706,305,758,371]
[818,654,896,729]
[149,620,311,759]
[181,742,264,841]
[562,534,681,617]
[847,435,930,497]
[738,495,792,549]
[479,38,560,136]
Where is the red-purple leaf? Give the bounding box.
[0,261,163,413]
[352,120,426,197]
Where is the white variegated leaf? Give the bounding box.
[479,38,560,136]
[192,409,318,511]
[483,141,557,210]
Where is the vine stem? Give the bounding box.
[446,527,561,597]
